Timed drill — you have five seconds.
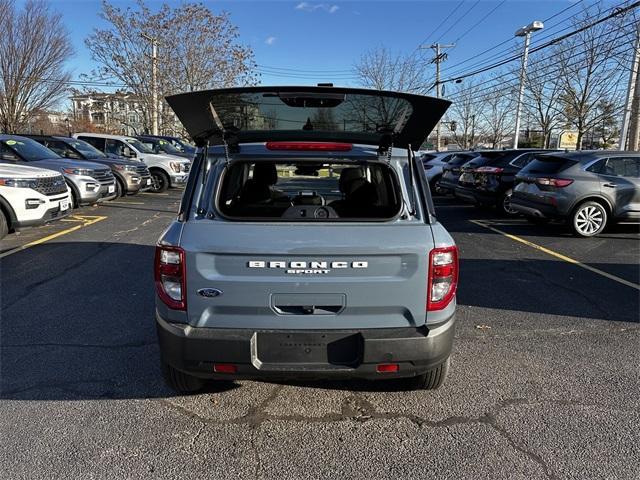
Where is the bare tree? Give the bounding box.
[354,47,428,93]
[0,0,74,133]
[445,80,483,149]
[479,75,516,148]
[558,4,631,149]
[523,55,565,148]
[85,0,257,134]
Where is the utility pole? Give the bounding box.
[513,21,544,149]
[425,43,455,151]
[619,22,640,151]
[141,33,159,135]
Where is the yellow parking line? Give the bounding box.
[0,215,107,259]
[469,219,640,291]
[107,201,146,205]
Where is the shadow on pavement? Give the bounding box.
[0,240,637,401]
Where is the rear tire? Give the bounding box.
[161,362,204,394]
[499,189,519,216]
[0,209,8,240]
[115,177,125,197]
[430,175,445,196]
[571,201,607,237]
[150,169,169,193]
[405,357,450,390]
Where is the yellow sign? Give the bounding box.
[558,131,578,150]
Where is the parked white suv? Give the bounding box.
[0,164,72,240]
[73,133,190,193]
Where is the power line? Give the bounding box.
[439,0,640,85]
[435,0,482,43]
[444,40,634,111]
[453,1,507,44]
[444,21,636,103]
[415,1,465,49]
[441,0,615,79]
[446,23,636,101]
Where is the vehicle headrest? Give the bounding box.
[252,163,278,185]
[339,167,366,194]
[348,180,378,205]
[239,179,272,204]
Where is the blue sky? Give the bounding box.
[34,0,615,86]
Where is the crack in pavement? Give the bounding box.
[157,394,638,480]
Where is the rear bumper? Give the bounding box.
[454,185,479,203]
[437,176,459,193]
[156,313,455,380]
[510,196,563,218]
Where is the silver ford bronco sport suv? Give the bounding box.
[155,86,458,393]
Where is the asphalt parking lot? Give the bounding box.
[1,190,639,480]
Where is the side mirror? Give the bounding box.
[123,147,136,158]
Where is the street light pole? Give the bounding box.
[513,21,544,149]
[141,33,159,135]
[619,21,640,150]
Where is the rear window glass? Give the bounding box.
[523,155,577,174]
[448,153,477,167]
[217,161,401,221]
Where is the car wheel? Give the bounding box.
[161,362,204,394]
[115,178,125,197]
[404,357,450,391]
[0,209,8,240]
[499,189,519,216]
[572,201,607,237]
[150,170,169,193]
[430,176,445,196]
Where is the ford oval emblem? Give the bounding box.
[197,288,223,298]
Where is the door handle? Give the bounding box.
[603,183,617,188]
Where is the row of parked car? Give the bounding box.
[0,132,195,240]
[422,149,640,237]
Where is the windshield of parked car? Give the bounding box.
[140,138,181,155]
[69,139,106,159]
[216,161,402,221]
[125,138,154,154]
[1,137,61,161]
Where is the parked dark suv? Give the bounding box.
[25,135,152,197]
[454,149,555,215]
[438,151,486,195]
[511,151,640,237]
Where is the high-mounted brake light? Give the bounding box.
[154,245,186,311]
[427,246,458,311]
[265,141,353,152]
[536,177,573,188]
[475,166,504,174]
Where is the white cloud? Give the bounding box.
[295,2,339,14]
[265,36,276,46]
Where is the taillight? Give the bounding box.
[475,166,504,174]
[536,178,574,188]
[154,245,186,311]
[265,141,353,151]
[427,246,458,311]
